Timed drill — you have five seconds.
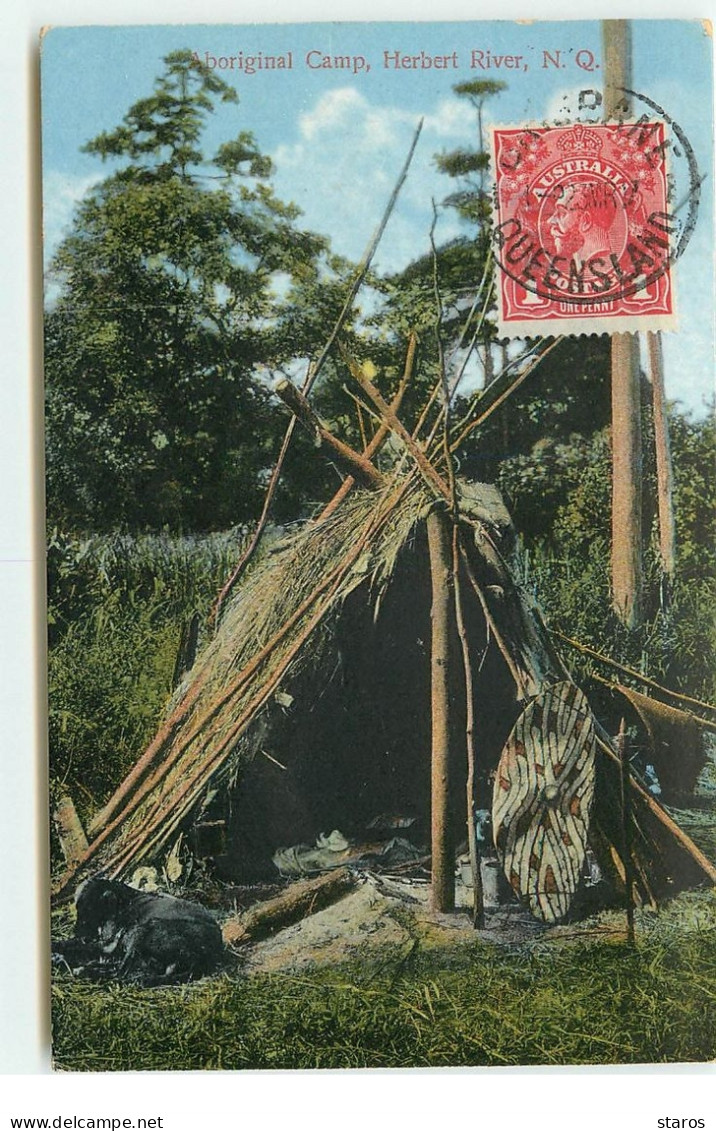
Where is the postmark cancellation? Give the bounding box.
[490,118,684,337]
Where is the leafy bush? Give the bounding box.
[47,529,246,831]
[507,414,716,702]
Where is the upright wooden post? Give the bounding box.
[617,718,636,945]
[452,528,484,928]
[611,333,643,628]
[603,19,632,121]
[647,331,676,585]
[427,507,455,913]
[603,20,643,629]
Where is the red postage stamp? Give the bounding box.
[490,121,677,337]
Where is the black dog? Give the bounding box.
[52,877,225,986]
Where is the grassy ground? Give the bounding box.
[51,891,716,1071]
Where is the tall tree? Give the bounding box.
[45,50,341,532]
[434,79,507,384]
[434,80,506,237]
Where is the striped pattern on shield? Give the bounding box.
[492,681,597,923]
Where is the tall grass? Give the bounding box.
[518,536,716,704]
[51,895,716,1070]
[47,528,248,837]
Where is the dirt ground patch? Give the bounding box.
[236,871,637,974]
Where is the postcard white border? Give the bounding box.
[2,4,715,1123]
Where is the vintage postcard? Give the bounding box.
[42,20,715,1071]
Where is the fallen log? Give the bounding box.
[221,867,357,948]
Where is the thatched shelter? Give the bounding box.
[53,475,513,880]
[52,443,716,922]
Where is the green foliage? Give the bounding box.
[452,336,612,508]
[670,410,716,584]
[434,79,506,229]
[49,599,178,817]
[83,50,239,173]
[512,411,716,702]
[45,50,342,532]
[47,528,244,824]
[52,894,716,1069]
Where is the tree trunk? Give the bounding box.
[602,19,632,120]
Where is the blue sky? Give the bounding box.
[41,19,714,414]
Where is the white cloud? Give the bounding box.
[42,170,102,269]
[422,96,477,139]
[272,87,477,274]
[297,87,369,141]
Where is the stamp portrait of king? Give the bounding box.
[491,121,677,336]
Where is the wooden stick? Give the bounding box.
[617,718,636,944]
[427,507,455,913]
[57,477,415,893]
[211,411,298,628]
[89,527,369,844]
[314,334,416,524]
[448,337,564,453]
[596,734,716,884]
[409,251,493,451]
[345,350,451,502]
[428,203,483,926]
[341,385,383,431]
[274,379,384,489]
[458,545,529,697]
[592,673,716,749]
[57,485,403,893]
[108,477,415,877]
[53,794,89,867]
[211,119,424,625]
[446,248,495,402]
[355,399,368,452]
[459,535,568,700]
[87,666,212,837]
[222,868,356,948]
[452,527,484,927]
[551,630,716,719]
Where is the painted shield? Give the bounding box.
[492,681,597,923]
